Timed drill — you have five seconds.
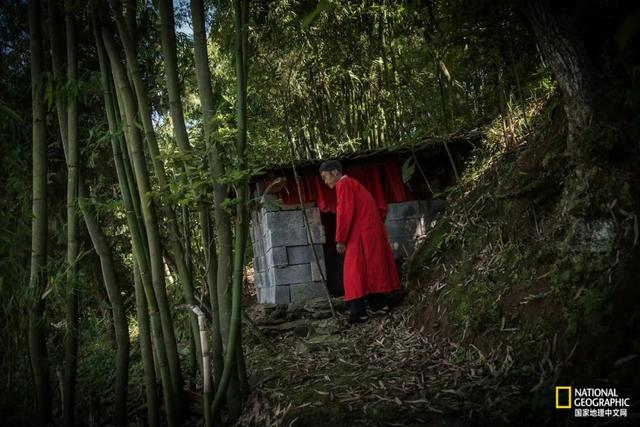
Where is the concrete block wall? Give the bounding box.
[384,199,446,258]
[252,204,327,304]
[251,198,445,304]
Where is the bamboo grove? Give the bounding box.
[1,0,603,425]
[19,0,252,425]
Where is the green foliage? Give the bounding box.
[409,84,640,422]
[400,156,416,184]
[2,0,637,423]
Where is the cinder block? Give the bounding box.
[289,281,325,303]
[311,261,327,282]
[419,199,446,219]
[303,207,322,225]
[257,286,275,304]
[268,264,312,286]
[266,208,322,226]
[252,239,262,259]
[264,229,273,250]
[254,271,269,289]
[274,285,291,304]
[309,223,326,244]
[265,228,309,248]
[287,244,324,264]
[255,255,266,272]
[265,210,305,230]
[266,246,288,268]
[386,217,431,238]
[388,236,417,258]
[264,268,273,288]
[386,201,421,220]
[258,211,269,238]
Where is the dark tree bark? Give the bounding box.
[526,0,600,157]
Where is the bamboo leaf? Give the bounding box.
[0,104,22,122]
[401,157,415,184]
[302,0,333,29]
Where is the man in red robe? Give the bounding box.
[319,160,401,323]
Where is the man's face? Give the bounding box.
[320,170,340,189]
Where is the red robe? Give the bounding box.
[335,175,401,301]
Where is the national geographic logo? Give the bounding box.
[555,386,630,418]
[556,386,572,409]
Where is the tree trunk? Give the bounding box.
[526,0,599,158]
[28,0,52,423]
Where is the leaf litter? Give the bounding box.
[237,303,522,426]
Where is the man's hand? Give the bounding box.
[336,243,346,254]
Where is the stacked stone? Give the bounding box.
[251,205,327,304]
[384,199,446,258]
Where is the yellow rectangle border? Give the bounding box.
[555,386,572,409]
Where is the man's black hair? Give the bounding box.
[319,159,342,173]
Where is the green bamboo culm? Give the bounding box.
[63,2,80,425]
[98,19,178,427]
[27,0,52,423]
[50,4,130,424]
[157,0,208,381]
[92,19,153,425]
[189,0,227,390]
[133,261,160,427]
[211,0,250,418]
[104,2,184,404]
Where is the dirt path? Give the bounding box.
[238,303,517,426]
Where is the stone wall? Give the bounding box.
[251,204,327,304]
[385,199,447,258]
[251,199,445,304]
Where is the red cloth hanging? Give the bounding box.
[274,161,412,213]
[383,162,415,203]
[309,175,336,212]
[278,173,312,205]
[278,173,336,211]
[343,165,388,219]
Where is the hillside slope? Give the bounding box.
[408,95,640,424]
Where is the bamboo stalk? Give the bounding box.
[190,0,229,390]
[133,262,160,427]
[98,21,178,426]
[27,0,52,422]
[49,6,131,424]
[192,306,212,427]
[211,0,250,419]
[63,3,80,424]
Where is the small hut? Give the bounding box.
[249,133,478,304]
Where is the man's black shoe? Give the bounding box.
[348,314,369,325]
